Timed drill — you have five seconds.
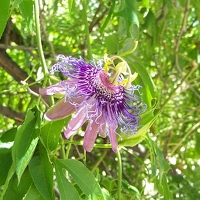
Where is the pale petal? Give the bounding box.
[108,125,118,152]
[83,121,99,152]
[96,116,106,137]
[39,80,69,95]
[64,106,87,139]
[45,98,75,120]
[98,123,106,138]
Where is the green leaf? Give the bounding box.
[119,121,151,147]
[0,128,17,143]
[105,33,119,54]
[0,128,16,187]
[40,119,65,152]
[12,108,40,183]
[116,0,139,38]
[29,141,55,200]
[3,169,32,200]
[118,38,138,56]
[143,10,158,45]
[54,159,80,200]
[24,184,45,200]
[161,174,173,200]
[147,135,171,176]
[55,159,104,199]
[100,0,116,34]
[0,152,12,186]
[0,0,10,39]
[10,0,24,14]
[101,188,112,200]
[195,132,200,156]
[146,136,172,199]
[68,0,73,12]
[119,100,158,147]
[155,174,173,200]
[19,0,34,32]
[124,54,156,107]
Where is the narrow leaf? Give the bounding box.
[56,159,104,199]
[54,159,80,200]
[29,142,55,200]
[12,108,40,182]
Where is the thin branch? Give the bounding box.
[0,104,25,122]
[89,3,109,32]
[175,0,191,73]
[40,7,56,58]
[0,44,36,51]
[0,49,40,93]
[156,3,167,22]
[171,121,200,155]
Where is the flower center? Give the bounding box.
[93,71,124,104]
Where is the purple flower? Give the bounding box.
[39,55,146,152]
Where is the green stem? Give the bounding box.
[117,148,122,200]
[82,0,92,59]
[34,0,54,106]
[65,135,74,159]
[34,0,48,75]
[91,149,108,173]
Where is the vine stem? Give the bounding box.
[117,148,122,199]
[34,0,48,75]
[34,0,54,105]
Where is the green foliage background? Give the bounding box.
[0,0,199,199]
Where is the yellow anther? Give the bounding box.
[115,62,127,73]
[103,54,139,88]
[104,54,113,73]
[104,63,109,73]
[130,72,138,82]
[119,79,128,85]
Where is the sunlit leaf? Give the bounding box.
[40,119,65,152]
[116,0,139,38]
[19,0,34,32]
[68,0,73,12]
[10,0,23,14]
[12,108,40,183]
